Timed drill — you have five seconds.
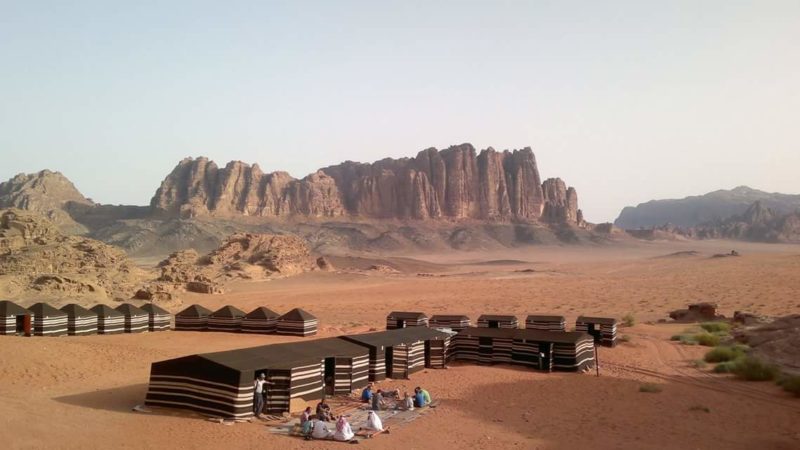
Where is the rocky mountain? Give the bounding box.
[691,201,800,243]
[150,144,584,225]
[615,186,800,229]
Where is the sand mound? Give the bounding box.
[653,250,700,259]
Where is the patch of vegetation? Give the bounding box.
[699,322,731,334]
[694,332,721,347]
[730,356,780,381]
[713,360,742,373]
[689,405,711,413]
[619,334,632,343]
[639,383,663,393]
[777,375,800,397]
[690,359,707,369]
[671,334,698,345]
[704,346,746,363]
[622,313,635,327]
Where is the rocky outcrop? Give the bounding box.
[150,144,583,225]
[691,201,800,243]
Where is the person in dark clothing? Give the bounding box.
[316,397,335,422]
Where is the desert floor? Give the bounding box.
[1,240,799,449]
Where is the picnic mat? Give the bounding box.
[266,400,439,441]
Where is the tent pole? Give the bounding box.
[594,343,600,377]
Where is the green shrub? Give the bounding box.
[731,356,780,381]
[690,359,707,369]
[671,334,698,345]
[700,322,731,334]
[713,360,742,373]
[777,375,800,397]
[639,383,662,393]
[694,333,721,347]
[622,313,635,327]
[704,346,746,363]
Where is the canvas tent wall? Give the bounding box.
[477,314,518,329]
[0,300,31,335]
[175,304,212,331]
[575,316,617,347]
[208,305,246,332]
[141,303,171,332]
[60,304,98,335]
[386,311,429,330]
[90,304,125,334]
[340,327,451,380]
[28,302,68,336]
[277,308,318,337]
[240,307,279,334]
[429,314,471,332]
[116,303,149,333]
[525,315,566,332]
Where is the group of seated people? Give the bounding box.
[361,383,432,411]
[300,400,384,441]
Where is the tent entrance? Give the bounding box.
[324,358,335,395]
[397,319,405,328]
[538,342,553,371]
[587,323,601,343]
[424,341,431,367]
[488,320,499,328]
[385,347,394,377]
[16,315,26,333]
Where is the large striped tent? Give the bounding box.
[141,303,171,332]
[207,305,246,332]
[116,303,149,333]
[28,302,68,336]
[429,314,471,331]
[145,338,369,418]
[90,304,125,334]
[525,314,566,332]
[175,304,212,331]
[60,304,98,335]
[240,307,280,334]
[453,327,595,372]
[477,314,519,329]
[0,300,31,335]
[277,308,318,337]
[386,311,429,329]
[575,316,618,347]
[341,327,452,381]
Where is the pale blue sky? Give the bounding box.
[1,1,798,221]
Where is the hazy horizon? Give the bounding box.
[2,1,798,222]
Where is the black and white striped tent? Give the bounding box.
[145,338,369,418]
[575,316,618,347]
[429,314,471,331]
[141,303,171,332]
[453,327,595,372]
[277,308,318,337]
[525,314,566,332]
[386,311,429,329]
[28,302,68,336]
[116,303,149,333]
[341,327,452,381]
[0,300,31,335]
[175,304,212,331]
[90,304,125,334]
[240,307,280,334]
[60,304,98,335]
[477,314,519,329]
[207,305,246,332]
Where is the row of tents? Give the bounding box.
[174,305,318,337]
[145,324,598,419]
[0,300,170,336]
[387,311,618,347]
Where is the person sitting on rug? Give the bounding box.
[316,398,335,422]
[401,392,414,411]
[333,416,355,442]
[371,389,385,411]
[310,418,334,440]
[300,407,313,437]
[361,384,373,403]
[420,387,432,405]
[414,387,425,407]
[382,388,400,399]
[364,410,384,431]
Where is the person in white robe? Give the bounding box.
[364,410,383,431]
[333,416,355,441]
[311,419,334,440]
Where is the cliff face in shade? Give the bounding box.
[150,143,582,224]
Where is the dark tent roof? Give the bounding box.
[176,304,213,318]
[279,308,316,321]
[526,314,565,322]
[457,327,591,344]
[478,314,518,321]
[196,337,369,371]
[60,304,95,317]
[0,300,30,316]
[141,303,170,315]
[245,307,280,319]
[116,303,147,316]
[90,304,123,317]
[387,311,428,319]
[577,316,618,325]
[28,302,67,317]
[430,314,470,321]
[211,305,246,318]
[341,327,450,348]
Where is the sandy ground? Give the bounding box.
[2,240,799,449]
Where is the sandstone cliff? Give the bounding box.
[150,144,582,224]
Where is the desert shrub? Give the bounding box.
[700,322,731,334]
[620,335,632,343]
[731,356,780,381]
[622,313,635,327]
[777,375,800,397]
[671,334,698,345]
[689,405,711,413]
[690,359,707,369]
[713,360,742,373]
[704,346,746,363]
[639,383,662,393]
[694,332,721,347]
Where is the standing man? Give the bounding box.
[253,372,271,419]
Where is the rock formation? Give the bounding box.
[149,144,583,224]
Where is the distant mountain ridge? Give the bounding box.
[615,186,800,229]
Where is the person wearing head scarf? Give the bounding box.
[333,415,355,441]
[402,391,414,411]
[311,418,334,440]
[365,410,384,431]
